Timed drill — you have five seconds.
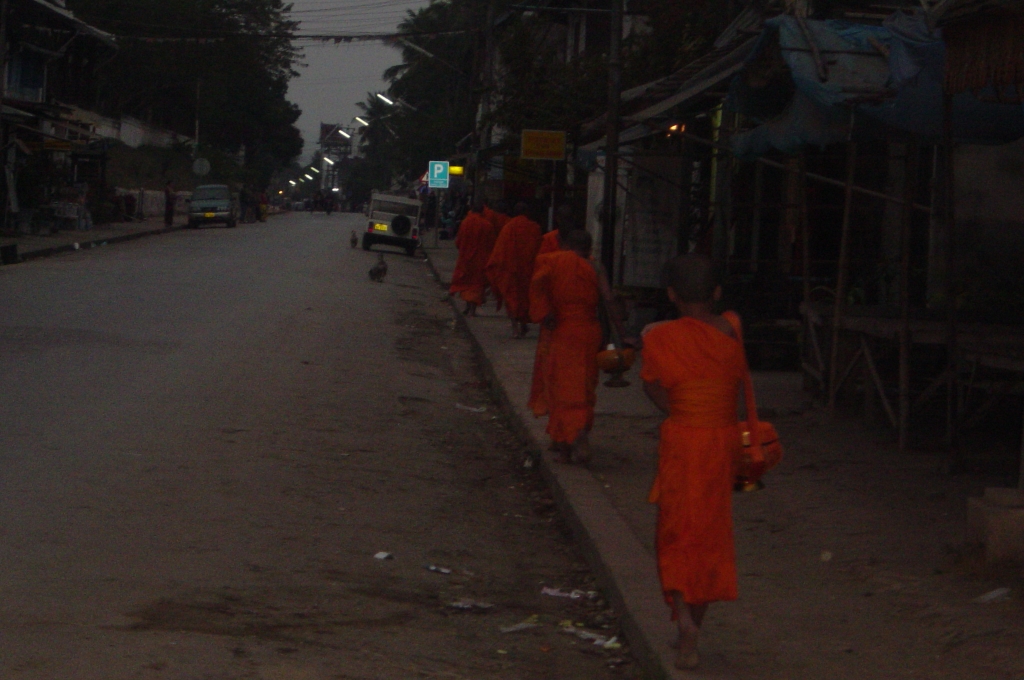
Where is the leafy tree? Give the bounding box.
[66,0,302,187]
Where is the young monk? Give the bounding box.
[448,198,497,317]
[640,254,746,671]
[528,230,605,462]
[486,202,543,338]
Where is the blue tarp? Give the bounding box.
[730,12,1024,158]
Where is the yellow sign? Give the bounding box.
[521,129,566,161]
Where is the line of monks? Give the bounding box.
[448,198,749,672]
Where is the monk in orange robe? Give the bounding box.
[528,230,606,462]
[640,254,746,671]
[538,204,575,255]
[448,200,496,317]
[531,205,573,408]
[486,202,542,337]
[483,203,510,236]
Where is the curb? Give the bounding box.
[4,224,185,265]
[422,249,688,680]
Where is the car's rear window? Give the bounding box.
[372,199,419,218]
[193,187,230,201]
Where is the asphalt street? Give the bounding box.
[0,213,636,679]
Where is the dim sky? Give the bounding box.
[286,0,430,161]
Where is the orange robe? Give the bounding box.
[641,312,746,612]
[528,251,602,444]
[528,231,563,406]
[449,212,496,305]
[486,215,543,322]
[483,206,510,235]
[538,230,560,255]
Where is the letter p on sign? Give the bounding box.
[428,161,450,189]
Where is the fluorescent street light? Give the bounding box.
[323,157,335,165]
[304,174,313,180]
[337,129,352,139]
[376,93,394,105]
[310,167,320,173]
[332,187,340,192]
[354,117,369,126]
[289,180,296,186]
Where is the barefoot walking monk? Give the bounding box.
[449,198,496,317]
[486,202,542,338]
[528,230,606,463]
[640,254,747,671]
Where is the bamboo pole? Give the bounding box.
[750,161,763,273]
[898,140,920,453]
[828,141,858,412]
[942,94,960,471]
[800,153,811,314]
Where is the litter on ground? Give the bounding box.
[973,587,1011,604]
[447,598,495,611]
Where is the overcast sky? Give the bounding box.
[287,0,430,161]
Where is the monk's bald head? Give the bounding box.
[563,229,592,256]
[664,254,718,303]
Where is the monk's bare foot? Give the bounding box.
[674,625,700,670]
[571,433,592,464]
[550,442,572,463]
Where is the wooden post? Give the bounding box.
[750,161,763,273]
[799,153,811,313]
[898,141,920,452]
[942,94,960,469]
[828,141,858,412]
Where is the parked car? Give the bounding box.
[188,184,238,229]
[362,192,422,256]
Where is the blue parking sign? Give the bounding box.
[428,161,450,188]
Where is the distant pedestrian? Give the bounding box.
[163,181,175,227]
[640,254,747,671]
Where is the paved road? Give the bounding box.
[0,213,635,679]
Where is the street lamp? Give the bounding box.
[304,174,313,180]
[375,93,394,106]
[310,167,320,174]
[289,180,297,186]
[354,117,369,126]
[323,157,335,165]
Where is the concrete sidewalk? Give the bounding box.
[422,240,772,679]
[0,217,181,264]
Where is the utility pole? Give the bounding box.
[1,0,10,229]
[475,0,497,199]
[194,78,201,157]
[601,0,623,278]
